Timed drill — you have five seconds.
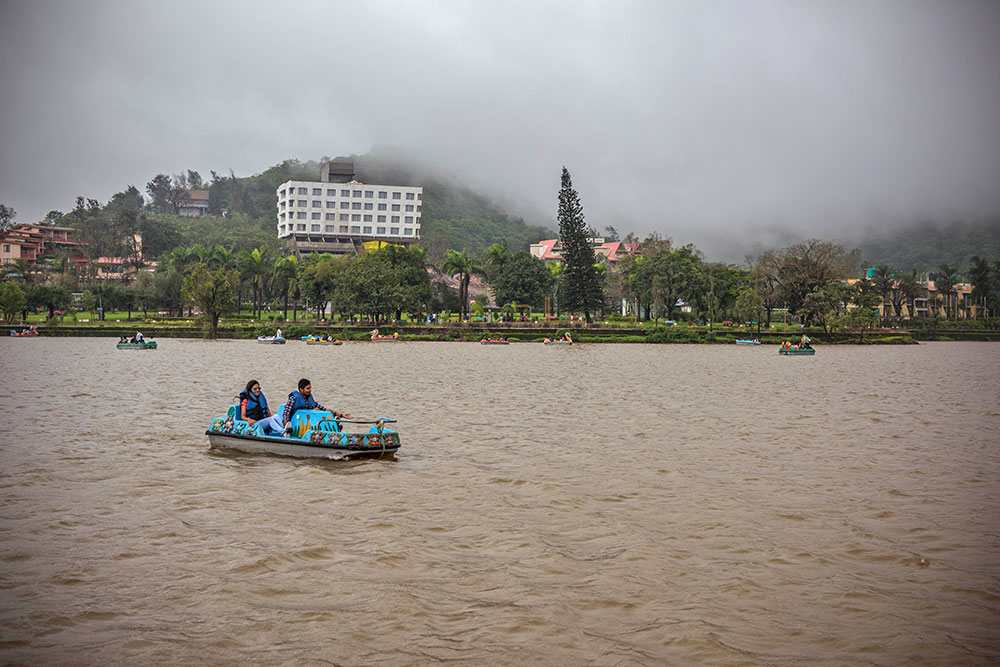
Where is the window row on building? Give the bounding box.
[279,187,420,200]
[279,201,419,212]
[280,223,415,236]
[279,212,417,223]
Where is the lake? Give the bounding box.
[1,338,998,665]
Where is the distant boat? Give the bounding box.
[370,328,399,342]
[778,337,815,355]
[257,335,286,344]
[735,339,761,345]
[543,332,573,346]
[480,338,510,345]
[302,335,342,345]
[9,328,39,337]
[117,340,156,349]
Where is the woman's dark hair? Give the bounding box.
[245,379,260,394]
[298,378,310,390]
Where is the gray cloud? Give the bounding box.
[2,0,998,256]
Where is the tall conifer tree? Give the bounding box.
[557,167,603,321]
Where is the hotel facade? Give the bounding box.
[276,161,422,255]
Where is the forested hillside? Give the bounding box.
[848,215,1000,275]
[196,154,552,261]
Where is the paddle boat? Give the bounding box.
[9,327,39,337]
[206,406,400,460]
[543,332,573,345]
[302,334,342,345]
[257,335,286,344]
[735,338,761,345]
[117,339,157,349]
[370,328,399,342]
[778,335,815,355]
[480,337,510,345]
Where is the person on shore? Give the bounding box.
[280,378,351,437]
[239,380,284,435]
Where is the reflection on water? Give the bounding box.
[1,338,999,664]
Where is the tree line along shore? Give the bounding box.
[19,319,1000,343]
[3,165,999,340]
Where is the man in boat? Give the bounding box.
[276,328,283,339]
[280,378,352,437]
[133,330,145,343]
[799,334,811,349]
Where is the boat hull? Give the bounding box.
[117,342,157,349]
[206,431,399,460]
[480,341,509,345]
[544,341,572,346]
[305,340,342,345]
[778,348,815,355]
[257,338,286,344]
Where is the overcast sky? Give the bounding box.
[2,0,999,255]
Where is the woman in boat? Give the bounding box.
[240,379,284,435]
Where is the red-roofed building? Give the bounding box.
[1,224,81,266]
[529,237,637,268]
[1,223,147,282]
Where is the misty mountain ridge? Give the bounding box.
[177,151,1000,276]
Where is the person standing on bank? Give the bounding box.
[280,378,352,436]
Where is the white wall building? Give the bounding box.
[276,178,422,254]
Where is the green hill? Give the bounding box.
[192,154,552,262]
[848,215,1000,276]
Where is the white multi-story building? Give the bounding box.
[276,161,422,255]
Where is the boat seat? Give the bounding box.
[287,409,333,438]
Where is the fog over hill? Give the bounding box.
[3,0,999,253]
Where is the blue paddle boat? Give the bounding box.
[117,340,157,349]
[206,406,400,459]
[778,336,815,355]
[543,332,573,345]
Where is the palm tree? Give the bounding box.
[968,255,992,318]
[208,245,234,271]
[237,247,268,320]
[274,255,300,322]
[441,249,482,319]
[871,265,895,322]
[936,264,958,320]
[10,258,31,284]
[896,270,923,319]
[483,240,511,281]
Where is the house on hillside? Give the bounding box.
[178,190,209,217]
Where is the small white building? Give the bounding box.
[276,161,422,255]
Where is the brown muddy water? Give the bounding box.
[1,338,998,665]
